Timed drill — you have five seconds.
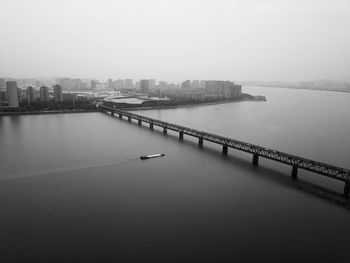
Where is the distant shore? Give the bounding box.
[120,97,266,111]
[0,97,266,116]
[244,84,350,93]
[0,109,98,116]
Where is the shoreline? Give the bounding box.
[0,109,98,116]
[0,98,265,116]
[116,98,266,111]
[245,84,350,93]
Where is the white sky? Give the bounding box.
[0,0,349,81]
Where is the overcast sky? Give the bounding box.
[0,0,349,81]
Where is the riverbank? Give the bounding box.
[0,109,98,116]
[111,97,266,111]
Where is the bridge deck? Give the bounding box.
[99,105,350,187]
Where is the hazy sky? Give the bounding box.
[1,0,349,81]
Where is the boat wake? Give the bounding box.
[0,157,139,180]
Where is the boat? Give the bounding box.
[140,153,165,160]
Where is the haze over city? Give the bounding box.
[1,0,350,81]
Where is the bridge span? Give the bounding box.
[99,105,350,197]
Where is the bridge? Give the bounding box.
[99,105,350,197]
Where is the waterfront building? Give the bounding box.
[192,80,200,89]
[159,81,167,90]
[114,79,125,90]
[136,81,141,91]
[18,88,27,103]
[107,79,113,90]
[140,79,150,94]
[0,78,6,91]
[181,80,191,90]
[40,86,49,102]
[205,81,242,99]
[0,90,6,106]
[125,79,133,90]
[91,80,97,90]
[149,79,156,91]
[26,86,35,104]
[53,84,63,102]
[6,81,19,107]
[200,80,207,89]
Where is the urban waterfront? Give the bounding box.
[0,86,349,262]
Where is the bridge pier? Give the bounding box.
[344,182,350,198]
[222,145,228,155]
[119,114,122,119]
[252,154,259,166]
[128,117,131,122]
[198,137,203,147]
[111,111,114,116]
[149,123,153,130]
[291,166,298,180]
[179,131,184,140]
[163,127,167,135]
[138,120,142,126]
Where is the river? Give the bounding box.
[0,86,349,262]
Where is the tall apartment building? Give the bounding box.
[159,81,167,90]
[192,80,200,89]
[91,80,98,90]
[26,86,35,104]
[149,79,156,91]
[6,81,19,107]
[181,80,191,90]
[140,79,150,94]
[53,84,63,102]
[40,86,49,102]
[125,79,133,90]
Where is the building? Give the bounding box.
[200,80,207,89]
[0,78,6,91]
[40,86,49,102]
[53,84,63,102]
[140,79,150,94]
[107,79,113,90]
[149,79,156,91]
[26,86,35,104]
[17,88,26,103]
[159,81,167,90]
[91,80,97,90]
[192,80,200,89]
[6,81,19,107]
[114,79,125,90]
[181,80,191,90]
[136,81,141,91]
[205,81,241,99]
[125,79,133,90]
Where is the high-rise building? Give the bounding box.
[159,81,167,90]
[200,80,207,90]
[149,79,156,91]
[192,80,200,89]
[140,79,150,94]
[18,88,26,103]
[107,79,113,90]
[26,86,35,104]
[53,84,63,102]
[114,79,125,90]
[181,80,191,90]
[91,80,97,90]
[136,81,141,91]
[40,86,49,102]
[6,81,19,107]
[0,78,6,91]
[125,79,133,90]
